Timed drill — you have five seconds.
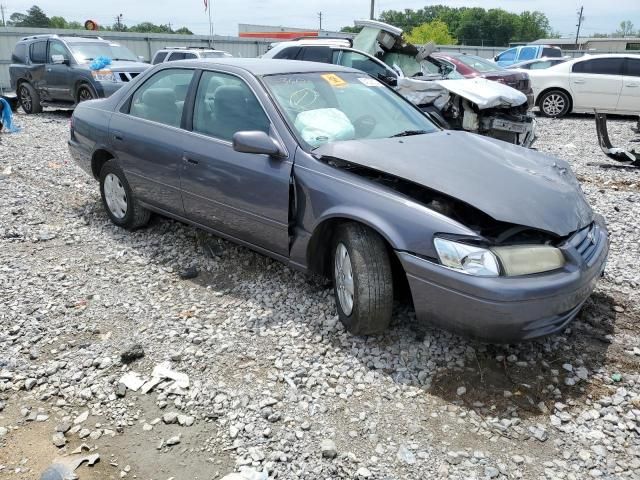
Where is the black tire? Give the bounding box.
[332,223,393,335]
[76,84,96,103]
[538,90,571,118]
[18,82,42,114]
[99,161,150,230]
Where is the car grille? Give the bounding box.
[117,72,141,82]
[568,222,603,265]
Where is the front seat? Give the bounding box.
[210,85,268,139]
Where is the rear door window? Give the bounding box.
[542,48,562,58]
[273,47,302,60]
[300,46,333,64]
[128,69,195,127]
[184,52,198,59]
[517,46,538,61]
[167,52,187,61]
[152,51,168,64]
[29,41,47,64]
[572,58,624,75]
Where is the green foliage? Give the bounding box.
[7,5,193,34]
[340,26,363,34]
[614,20,636,37]
[405,20,456,45]
[379,5,553,46]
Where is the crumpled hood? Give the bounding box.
[314,131,593,237]
[436,78,527,109]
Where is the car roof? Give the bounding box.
[166,58,361,75]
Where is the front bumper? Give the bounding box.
[93,81,124,98]
[398,218,609,343]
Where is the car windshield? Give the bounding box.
[453,54,502,73]
[263,72,438,149]
[201,51,230,58]
[68,42,138,63]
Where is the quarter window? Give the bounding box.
[29,41,47,64]
[152,51,168,64]
[192,71,270,141]
[625,58,640,77]
[572,58,624,75]
[11,43,27,63]
[128,69,195,127]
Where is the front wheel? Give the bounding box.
[76,85,96,103]
[19,83,42,114]
[538,90,571,118]
[99,162,150,230]
[332,223,393,335]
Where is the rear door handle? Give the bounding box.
[46,68,52,72]
[626,83,639,88]
[573,79,586,84]
[112,131,124,142]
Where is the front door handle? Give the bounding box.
[112,131,124,142]
[626,83,639,88]
[182,155,199,165]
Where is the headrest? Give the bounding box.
[142,88,176,106]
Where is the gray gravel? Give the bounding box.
[1,111,639,479]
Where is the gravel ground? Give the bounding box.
[1,111,639,480]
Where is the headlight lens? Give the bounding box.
[492,245,564,276]
[434,238,500,277]
[91,69,116,82]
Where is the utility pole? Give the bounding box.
[575,6,584,50]
[115,13,123,31]
[370,0,375,20]
[318,12,322,31]
[0,4,6,27]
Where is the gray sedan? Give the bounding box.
[68,59,608,343]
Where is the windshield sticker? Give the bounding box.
[358,77,382,87]
[321,73,347,88]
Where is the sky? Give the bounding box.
[2,0,639,38]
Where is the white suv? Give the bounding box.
[152,47,232,65]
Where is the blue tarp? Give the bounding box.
[0,97,20,133]
[89,56,112,70]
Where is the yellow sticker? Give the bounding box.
[321,73,348,88]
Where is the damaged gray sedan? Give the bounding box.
[68,59,608,343]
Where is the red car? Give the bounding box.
[431,52,534,107]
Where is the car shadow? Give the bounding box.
[80,200,625,421]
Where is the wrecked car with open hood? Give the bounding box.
[264,20,536,147]
[69,59,607,343]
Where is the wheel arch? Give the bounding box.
[536,86,573,113]
[305,210,404,278]
[91,148,116,180]
[74,80,97,102]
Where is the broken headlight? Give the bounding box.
[491,245,565,276]
[91,69,116,82]
[434,238,500,277]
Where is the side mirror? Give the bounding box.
[232,131,283,157]
[51,54,67,65]
[493,56,499,62]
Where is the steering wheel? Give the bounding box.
[353,114,377,137]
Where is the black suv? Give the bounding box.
[10,34,150,113]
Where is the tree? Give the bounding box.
[15,5,50,27]
[173,27,194,35]
[515,11,551,42]
[49,16,67,29]
[614,20,635,37]
[7,12,26,26]
[406,20,456,45]
[340,25,363,34]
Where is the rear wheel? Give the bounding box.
[19,83,42,114]
[332,223,393,335]
[538,90,571,118]
[99,161,150,230]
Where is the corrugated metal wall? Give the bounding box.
[0,27,273,89]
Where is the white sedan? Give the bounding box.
[528,54,640,118]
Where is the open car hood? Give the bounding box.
[436,78,527,108]
[314,131,593,237]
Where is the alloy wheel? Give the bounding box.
[103,173,128,219]
[19,86,32,112]
[334,242,354,315]
[542,94,566,116]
